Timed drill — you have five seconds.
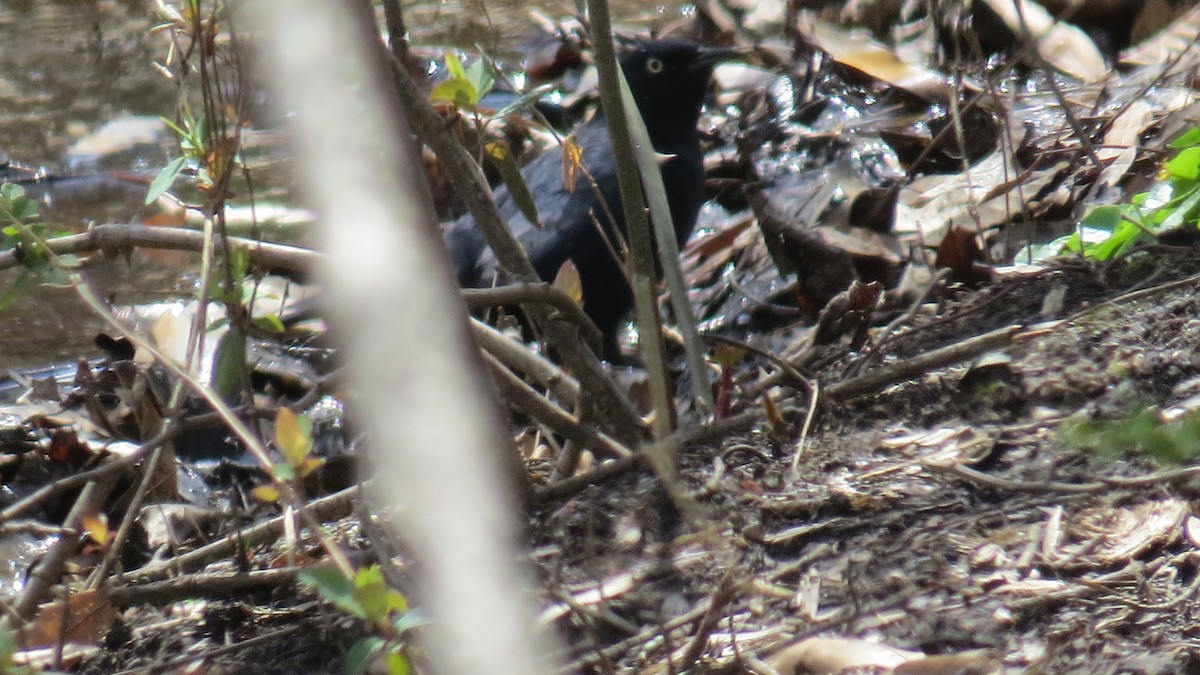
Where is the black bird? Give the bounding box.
[444,40,733,357]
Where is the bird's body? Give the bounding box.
[444,40,729,356]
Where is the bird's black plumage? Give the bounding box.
[444,40,730,357]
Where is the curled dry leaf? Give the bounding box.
[978,0,1107,83]
[553,260,584,306]
[1097,100,1152,189]
[23,588,116,649]
[767,636,923,673]
[1122,0,1200,65]
[797,18,952,102]
[1048,498,1189,569]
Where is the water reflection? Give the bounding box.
[0,1,179,369]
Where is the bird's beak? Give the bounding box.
[692,45,743,70]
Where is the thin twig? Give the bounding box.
[0,223,315,277]
[482,351,632,459]
[125,485,360,583]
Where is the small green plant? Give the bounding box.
[429,49,558,231]
[1059,126,1200,260]
[251,407,325,504]
[299,564,425,675]
[0,183,79,310]
[1065,406,1200,463]
[430,51,495,112]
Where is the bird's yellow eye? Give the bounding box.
[645,57,664,74]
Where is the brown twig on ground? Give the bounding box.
[3,470,121,626]
[0,424,179,523]
[482,351,632,460]
[126,485,359,583]
[826,324,1021,401]
[109,622,307,675]
[675,569,740,672]
[535,455,644,503]
[472,318,581,409]
[109,568,300,606]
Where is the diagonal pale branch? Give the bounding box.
[245,1,559,674]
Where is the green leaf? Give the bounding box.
[444,51,467,80]
[1064,407,1200,464]
[1,183,25,201]
[0,271,30,311]
[7,193,37,221]
[1079,204,1124,232]
[145,156,188,204]
[300,565,369,619]
[1169,126,1200,149]
[252,313,285,334]
[394,607,431,634]
[1166,146,1200,181]
[272,462,295,481]
[430,77,477,109]
[465,55,494,101]
[207,276,245,304]
[495,83,555,118]
[354,566,391,623]
[228,244,250,281]
[1157,184,1200,231]
[354,565,385,589]
[209,328,248,400]
[386,650,412,675]
[345,637,386,675]
[1087,219,1142,260]
[486,141,540,228]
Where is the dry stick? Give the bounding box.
[0,223,316,277]
[90,213,227,589]
[619,63,714,416]
[824,324,1020,401]
[109,568,301,606]
[1065,270,1200,323]
[537,396,785,502]
[109,623,307,675]
[3,471,120,626]
[126,485,360,583]
[471,318,581,409]
[551,398,589,480]
[1010,0,1104,179]
[463,282,604,354]
[380,38,645,444]
[481,351,632,459]
[790,377,821,478]
[556,590,718,675]
[675,569,739,672]
[86,444,170,589]
[535,454,644,503]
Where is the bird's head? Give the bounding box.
[619,40,738,141]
